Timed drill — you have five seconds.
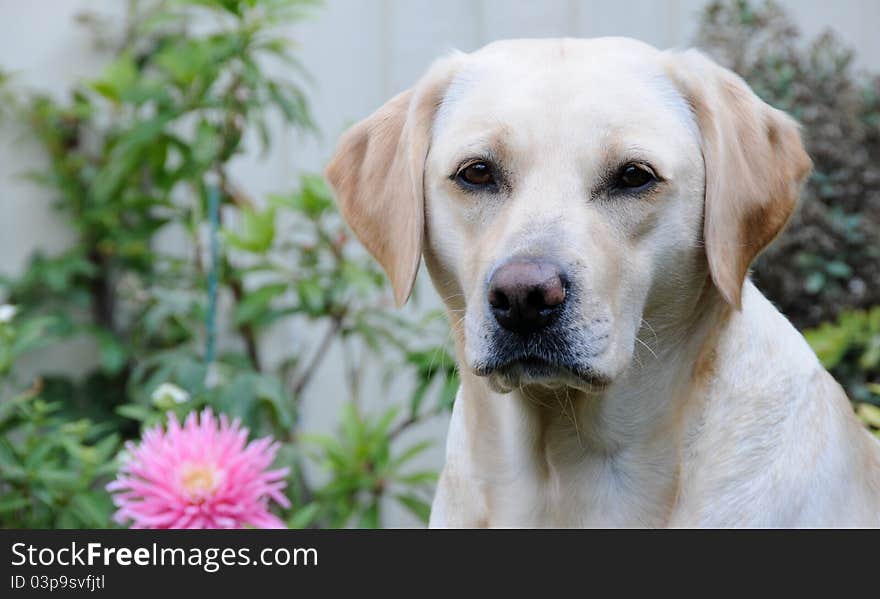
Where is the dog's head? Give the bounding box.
[326,38,811,393]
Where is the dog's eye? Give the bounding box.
[457,161,495,187]
[616,163,655,190]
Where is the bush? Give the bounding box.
[696,0,880,329]
[0,311,119,527]
[804,307,880,419]
[0,0,455,529]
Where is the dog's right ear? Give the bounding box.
[325,56,461,307]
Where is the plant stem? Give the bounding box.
[291,317,341,397]
[388,405,444,442]
[284,317,346,511]
[342,337,362,408]
[87,248,116,333]
[213,169,262,372]
[226,270,262,371]
[220,177,256,210]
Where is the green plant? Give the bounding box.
[696,0,880,330]
[0,308,120,527]
[303,403,439,528]
[0,0,456,528]
[804,308,880,429]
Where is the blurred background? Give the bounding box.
[0,0,878,528]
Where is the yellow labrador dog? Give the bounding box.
[326,38,880,527]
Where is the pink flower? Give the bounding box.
[108,408,290,529]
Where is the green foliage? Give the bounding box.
[0,391,120,528]
[857,403,880,440]
[804,308,880,431]
[304,403,437,527]
[0,312,119,528]
[697,0,880,329]
[0,0,455,528]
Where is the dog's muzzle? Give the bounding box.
[472,257,610,391]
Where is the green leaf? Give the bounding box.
[24,440,55,469]
[374,406,398,438]
[116,404,155,422]
[395,494,431,524]
[92,433,121,464]
[92,115,173,204]
[804,322,852,369]
[94,330,129,374]
[267,81,308,125]
[224,206,276,253]
[287,502,321,529]
[56,508,81,529]
[339,402,361,444]
[396,470,438,486]
[10,316,58,358]
[268,174,333,218]
[357,502,380,528]
[804,271,825,295]
[860,333,880,369]
[825,260,853,279]
[0,438,22,471]
[233,283,288,326]
[296,278,325,315]
[438,373,459,412]
[192,120,223,166]
[252,374,296,430]
[211,373,259,425]
[35,469,79,489]
[856,403,880,428]
[0,497,31,515]
[408,378,431,419]
[91,54,138,101]
[391,440,432,470]
[70,491,112,528]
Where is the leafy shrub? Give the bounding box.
[304,403,439,527]
[0,309,119,527]
[0,0,456,528]
[696,0,880,329]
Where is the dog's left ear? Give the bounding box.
[663,50,812,309]
[325,55,462,307]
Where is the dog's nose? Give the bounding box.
[487,259,566,334]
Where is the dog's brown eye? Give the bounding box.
[617,164,655,189]
[458,161,495,187]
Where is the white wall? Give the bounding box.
[1,0,878,526]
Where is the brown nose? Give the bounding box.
[487,259,566,334]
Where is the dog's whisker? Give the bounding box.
[634,335,658,362]
[640,317,659,345]
[564,387,584,449]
